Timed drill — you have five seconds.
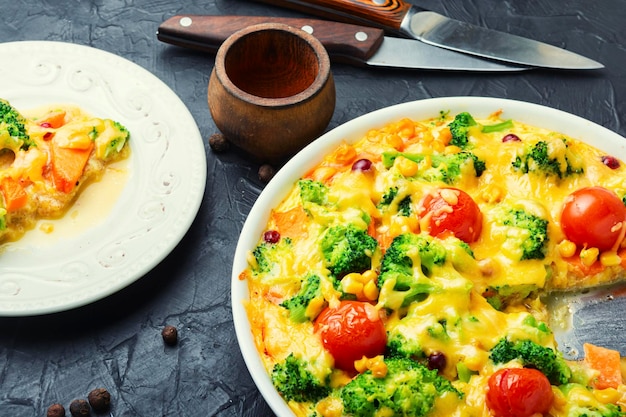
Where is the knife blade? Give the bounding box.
[250,0,604,70]
[157,15,525,72]
[546,283,626,360]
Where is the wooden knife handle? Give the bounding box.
[157,15,385,62]
[251,0,416,31]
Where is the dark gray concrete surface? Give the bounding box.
[1,1,625,416]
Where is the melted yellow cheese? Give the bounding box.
[243,112,626,417]
[0,102,130,244]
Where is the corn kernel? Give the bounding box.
[305,297,325,319]
[368,355,388,378]
[557,240,577,258]
[354,356,369,374]
[600,251,622,267]
[354,355,388,378]
[395,156,419,177]
[363,280,379,301]
[444,145,462,155]
[316,397,343,417]
[361,269,377,283]
[390,216,416,237]
[342,274,364,295]
[580,247,600,267]
[594,388,622,404]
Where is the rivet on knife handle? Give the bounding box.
[157,15,385,62]
[251,0,415,31]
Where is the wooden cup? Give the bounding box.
[208,22,336,163]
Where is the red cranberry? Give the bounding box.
[601,155,620,169]
[502,134,521,142]
[351,158,373,172]
[427,351,447,372]
[263,230,280,244]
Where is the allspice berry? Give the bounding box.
[258,164,276,183]
[69,399,90,417]
[161,325,178,346]
[46,403,65,417]
[208,133,230,153]
[87,388,111,413]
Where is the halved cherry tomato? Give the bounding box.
[561,187,626,251]
[418,187,482,243]
[487,368,554,417]
[314,301,386,372]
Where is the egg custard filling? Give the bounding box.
[240,110,626,417]
[0,99,130,244]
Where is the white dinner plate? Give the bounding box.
[0,41,207,316]
[231,96,626,416]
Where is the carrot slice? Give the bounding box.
[563,254,605,277]
[37,110,66,128]
[0,177,28,211]
[270,206,308,239]
[584,343,623,389]
[50,140,94,193]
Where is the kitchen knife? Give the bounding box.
[157,15,525,72]
[250,0,604,70]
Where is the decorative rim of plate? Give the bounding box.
[0,41,207,316]
[231,96,626,416]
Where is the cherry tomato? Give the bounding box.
[561,186,626,251]
[418,187,483,243]
[314,301,387,372]
[487,368,554,417]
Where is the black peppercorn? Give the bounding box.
[69,399,90,417]
[161,325,178,346]
[258,164,276,183]
[47,403,66,417]
[87,387,111,413]
[208,133,230,153]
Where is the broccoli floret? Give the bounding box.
[104,121,130,159]
[250,237,292,275]
[271,353,330,403]
[512,140,583,179]
[560,384,626,417]
[569,404,626,417]
[280,273,326,322]
[500,208,549,261]
[341,357,462,417]
[386,331,424,359]
[382,151,485,184]
[0,99,35,151]
[380,233,446,280]
[377,233,446,309]
[448,112,477,149]
[483,284,540,311]
[490,338,572,385]
[298,179,328,205]
[320,224,378,278]
[378,187,412,216]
